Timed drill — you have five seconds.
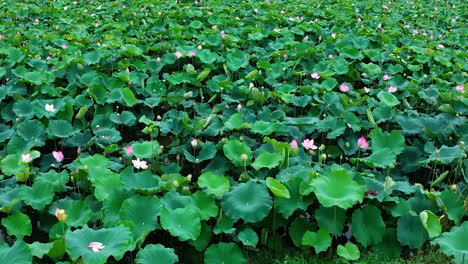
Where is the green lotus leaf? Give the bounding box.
[0,124,14,142]
[120,194,161,242]
[188,222,212,251]
[433,222,468,264]
[5,47,25,65]
[36,170,69,192]
[310,166,365,209]
[226,49,249,71]
[48,120,77,138]
[252,151,283,170]
[337,242,360,260]
[351,204,386,246]
[397,215,428,249]
[110,111,136,126]
[302,229,331,253]
[420,210,441,238]
[221,180,272,223]
[360,62,381,75]
[121,167,160,194]
[0,240,32,264]
[289,218,315,248]
[1,154,28,176]
[251,120,274,135]
[160,207,201,241]
[183,142,217,163]
[17,120,45,146]
[95,128,122,145]
[192,191,218,221]
[275,177,313,218]
[237,227,258,247]
[205,242,246,264]
[47,238,66,260]
[119,44,143,57]
[132,141,160,159]
[421,146,465,165]
[162,191,194,210]
[377,91,400,107]
[13,99,35,119]
[315,206,346,235]
[223,139,253,166]
[28,242,54,258]
[135,244,178,264]
[19,181,55,210]
[59,199,93,228]
[83,51,103,65]
[372,228,401,259]
[225,113,249,130]
[92,170,122,202]
[265,177,290,198]
[331,57,349,75]
[65,225,132,264]
[0,185,20,213]
[121,88,138,106]
[197,172,230,196]
[438,190,464,223]
[198,49,218,64]
[102,189,132,227]
[1,210,32,240]
[213,215,236,234]
[356,128,406,168]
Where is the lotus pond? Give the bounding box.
[0,0,467,263]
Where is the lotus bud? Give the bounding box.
[318,144,325,151]
[157,115,162,120]
[183,186,190,193]
[55,208,67,221]
[184,91,193,98]
[345,142,350,147]
[186,174,192,182]
[450,184,457,191]
[239,136,244,141]
[240,153,248,162]
[320,153,327,160]
[389,163,395,169]
[172,180,179,187]
[435,149,440,158]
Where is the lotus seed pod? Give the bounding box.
[240,153,248,162]
[320,153,327,160]
[186,174,192,182]
[172,180,179,187]
[450,184,457,191]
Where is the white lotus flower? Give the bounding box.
[88,242,105,252]
[45,104,56,112]
[132,158,148,170]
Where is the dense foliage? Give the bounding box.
[0,0,467,263]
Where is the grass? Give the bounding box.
[251,247,452,264]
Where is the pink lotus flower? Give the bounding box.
[430,35,434,40]
[88,242,105,252]
[188,51,196,57]
[125,146,133,156]
[387,86,397,93]
[456,85,464,92]
[302,139,318,150]
[303,35,309,41]
[413,29,418,34]
[35,19,40,23]
[382,5,388,9]
[383,74,390,80]
[311,72,320,79]
[53,151,64,163]
[288,17,294,21]
[280,10,285,14]
[61,44,68,49]
[328,54,334,59]
[0,35,4,40]
[404,25,410,28]
[237,104,242,111]
[357,136,369,149]
[22,153,32,163]
[254,8,259,13]
[451,18,456,23]
[357,18,362,22]
[45,104,56,112]
[175,51,183,58]
[437,44,444,49]
[283,53,288,59]
[290,139,298,149]
[132,158,148,170]
[191,139,198,147]
[340,83,350,92]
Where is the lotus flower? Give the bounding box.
[311,72,320,79]
[303,35,309,41]
[53,151,64,162]
[55,208,67,221]
[175,51,183,58]
[191,139,198,147]
[88,242,105,252]
[387,86,397,93]
[45,104,56,112]
[125,146,133,156]
[340,83,350,92]
[237,104,242,111]
[188,51,196,57]
[382,4,388,9]
[290,139,298,149]
[22,153,32,163]
[61,44,68,49]
[331,33,336,38]
[328,54,334,59]
[456,85,464,92]
[132,158,148,170]
[357,136,369,149]
[437,44,444,49]
[302,139,318,150]
[383,74,390,80]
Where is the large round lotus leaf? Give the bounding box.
[48,120,77,138]
[252,151,283,170]
[302,229,331,253]
[17,119,46,145]
[372,228,401,259]
[221,180,272,223]
[315,206,346,235]
[0,240,32,264]
[420,210,441,238]
[65,225,132,264]
[438,190,464,223]
[266,177,290,198]
[102,189,132,227]
[36,170,69,192]
[183,142,217,163]
[59,200,92,228]
[19,181,55,210]
[397,215,428,249]
[0,124,13,142]
[204,242,246,264]
[237,227,258,247]
[197,172,230,196]
[192,191,218,221]
[433,222,468,264]
[131,141,160,159]
[27,242,54,258]
[310,167,365,209]
[1,210,32,239]
[356,128,406,168]
[120,194,161,241]
[1,154,28,176]
[135,244,178,264]
[222,139,253,166]
[351,204,386,246]
[274,177,313,218]
[121,167,160,194]
[337,242,360,260]
[160,207,201,241]
[162,191,194,210]
[289,218,316,247]
[213,215,236,234]
[189,222,212,251]
[13,99,35,119]
[109,111,136,126]
[47,238,66,260]
[92,170,122,202]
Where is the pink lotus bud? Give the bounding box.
[340,83,350,92]
[456,85,464,92]
[237,104,242,111]
[125,146,133,156]
[387,86,397,93]
[357,136,369,149]
[189,51,196,57]
[61,44,68,49]
[175,51,183,58]
[191,139,198,147]
[52,151,64,163]
[383,74,390,80]
[290,139,298,149]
